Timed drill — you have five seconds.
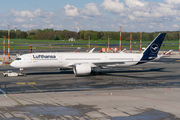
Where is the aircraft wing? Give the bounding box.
[68,60,141,67]
[67,61,125,68]
[92,61,125,66]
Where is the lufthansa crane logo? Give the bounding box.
[150,44,159,53]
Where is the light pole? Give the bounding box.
[8,25,10,59]
[179,30,180,54]
[119,26,122,51]
[14,27,17,39]
[108,36,110,50]
[130,32,132,52]
[140,32,142,51]
[88,36,90,51]
[3,36,6,63]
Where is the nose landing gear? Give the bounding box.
[20,68,24,72]
[19,68,26,76]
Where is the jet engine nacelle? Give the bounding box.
[73,64,91,75]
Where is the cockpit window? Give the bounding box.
[15,58,21,60]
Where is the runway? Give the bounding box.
[0,55,180,119]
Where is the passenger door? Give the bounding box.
[59,56,63,63]
[28,56,32,63]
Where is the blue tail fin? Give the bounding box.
[141,33,166,61]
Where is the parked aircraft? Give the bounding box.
[10,33,166,76]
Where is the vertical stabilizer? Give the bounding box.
[141,33,166,61]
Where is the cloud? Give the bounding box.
[49,24,54,28]
[15,18,26,23]
[10,9,20,16]
[93,25,101,29]
[0,21,9,27]
[173,24,179,28]
[156,3,177,17]
[118,0,180,22]
[118,13,126,17]
[164,0,180,4]
[10,8,55,18]
[63,3,104,21]
[21,11,34,17]
[14,18,33,23]
[22,24,38,28]
[7,8,57,30]
[149,25,153,28]
[128,15,136,21]
[125,0,146,8]
[81,2,102,16]
[34,9,42,16]
[175,17,180,21]
[56,25,63,29]
[0,23,7,27]
[42,24,58,29]
[59,0,180,32]
[64,4,79,17]
[42,19,51,23]
[100,0,125,14]
[2,1,180,32]
[34,9,55,18]
[10,9,34,18]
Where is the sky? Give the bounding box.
[0,0,180,32]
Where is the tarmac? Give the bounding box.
[0,50,180,120]
[0,88,180,120]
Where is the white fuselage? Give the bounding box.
[10,52,143,69]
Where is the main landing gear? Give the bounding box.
[91,67,103,75]
[91,71,103,75]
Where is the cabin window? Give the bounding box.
[15,58,21,60]
[66,58,100,60]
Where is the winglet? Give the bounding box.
[88,48,95,53]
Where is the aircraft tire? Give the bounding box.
[4,74,8,77]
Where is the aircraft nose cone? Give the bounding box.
[10,62,16,67]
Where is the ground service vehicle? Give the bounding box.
[3,70,26,77]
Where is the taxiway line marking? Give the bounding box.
[0,71,4,73]
[28,82,36,85]
[17,82,26,85]
[16,82,37,85]
[0,89,45,120]
[130,68,143,70]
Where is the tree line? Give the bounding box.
[0,29,179,41]
[0,30,28,39]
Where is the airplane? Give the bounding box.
[10,33,166,76]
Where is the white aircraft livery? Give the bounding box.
[10,33,166,76]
